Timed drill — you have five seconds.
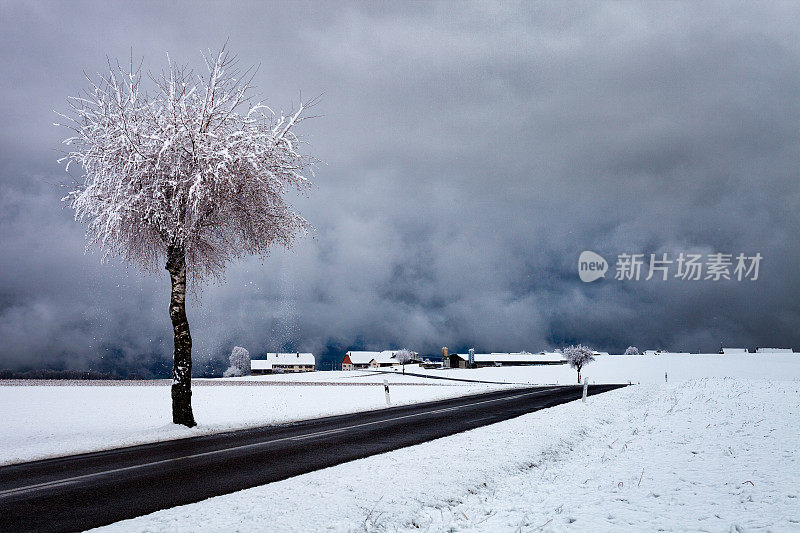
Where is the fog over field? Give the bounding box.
[0,1,799,373]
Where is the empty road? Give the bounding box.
[0,384,626,532]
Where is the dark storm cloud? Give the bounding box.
[1,1,799,371]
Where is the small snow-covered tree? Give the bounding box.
[560,344,595,383]
[223,346,250,377]
[395,349,413,374]
[624,346,640,355]
[57,48,316,426]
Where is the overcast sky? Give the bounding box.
[1,1,799,372]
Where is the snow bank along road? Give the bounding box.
[0,384,624,532]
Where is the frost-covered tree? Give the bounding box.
[624,346,640,355]
[394,349,413,374]
[223,346,250,377]
[560,344,596,383]
[57,48,316,426]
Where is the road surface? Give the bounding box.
[0,384,625,532]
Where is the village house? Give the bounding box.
[250,353,316,374]
[341,350,416,370]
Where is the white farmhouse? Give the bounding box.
[251,353,316,374]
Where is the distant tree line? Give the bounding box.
[0,369,131,380]
[0,358,230,380]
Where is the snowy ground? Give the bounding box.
[96,378,800,532]
[216,369,470,384]
[2,353,798,465]
[0,377,504,465]
[404,352,800,385]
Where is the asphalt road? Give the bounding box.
[0,384,626,532]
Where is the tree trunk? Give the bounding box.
[576,367,581,384]
[167,245,196,427]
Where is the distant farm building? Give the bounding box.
[755,348,794,353]
[341,350,417,371]
[443,352,565,369]
[720,348,749,354]
[251,353,316,374]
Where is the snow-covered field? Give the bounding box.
[0,377,503,465]
[404,352,800,385]
[96,378,800,532]
[217,369,463,384]
[1,353,798,466]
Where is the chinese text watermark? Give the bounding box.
[579,251,762,283]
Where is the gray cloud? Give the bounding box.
[0,1,799,372]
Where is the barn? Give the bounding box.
[444,352,566,369]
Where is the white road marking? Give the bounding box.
[289,428,346,441]
[0,387,560,498]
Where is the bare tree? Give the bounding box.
[57,48,317,426]
[560,344,595,383]
[624,346,640,355]
[394,349,413,374]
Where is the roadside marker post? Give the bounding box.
[384,379,391,406]
[582,377,588,403]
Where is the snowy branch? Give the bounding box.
[57,47,317,285]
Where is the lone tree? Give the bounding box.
[624,346,640,355]
[223,346,251,377]
[58,48,316,426]
[394,349,413,374]
[560,344,595,383]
